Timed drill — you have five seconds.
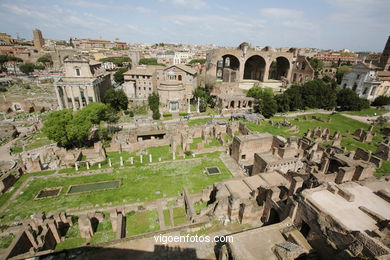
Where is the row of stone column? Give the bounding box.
[55,84,100,111]
[74,152,196,171]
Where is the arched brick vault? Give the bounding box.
[206,47,295,83]
[268,56,291,80]
[243,55,267,81]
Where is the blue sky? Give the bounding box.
[0,0,389,51]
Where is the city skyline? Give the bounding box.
[0,0,389,51]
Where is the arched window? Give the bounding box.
[178,75,182,81]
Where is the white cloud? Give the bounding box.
[259,8,317,32]
[0,3,139,39]
[260,8,303,20]
[171,0,207,10]
[135,6,153,14]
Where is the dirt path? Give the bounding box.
[340,111,390,123]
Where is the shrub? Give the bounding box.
[179,112,188,116]
[152,110,161,120]
[163,113,172,117]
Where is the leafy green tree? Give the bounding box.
[42,109,73,147]
[19,63,35,75]
[66,113,92,147]
[372,95,390,107]
[275,94,290,112]
[336,88,368,111]
[148,92,160,112]
[100,57,132,67]
[300,80,337,109]
[148,93,161,119]
[76,102,110,123]
[260,90,278,118]
[189,59,206,65]
[139,58,164,66]
[247,87,277,118]
[193,86,215,109]
[308,58,324,77]
[102,89,129,111]
[283,86,304,111]
[37,56,51,64]
[42,103,116,148]
[34,64,45,70]
[113,68,128,84]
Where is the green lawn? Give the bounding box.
[194,201,208,214]
[0,170,56,210]
[90,231,116,244]
[126,210,159,237]
[10,145,23,154]
[0,152,231,223]
[96,218,112,232]
[173,207,187,226]
[376,160,390,177]
[0,234,14,249]
[163,209,171,227]
[55,237,86,251]
[190,137,202,150]
[342,108,388,117]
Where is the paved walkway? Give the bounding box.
[219,153,245,178]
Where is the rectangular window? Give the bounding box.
[75,68,80,76]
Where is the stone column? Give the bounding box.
[70,86,76,111]
[78,86,83,109]
[187,98,191,113]
[62,86,69,109]
[92,85,97,102]
[239,58,245,82]
[196,99,200,113]
[263,61,270,82]
[85,86,90,105]
[55,86,64,110]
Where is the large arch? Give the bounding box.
[244,55,266,81]
[217,54,240,82]
[268,56,290,80]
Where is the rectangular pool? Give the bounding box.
[67,180,121,194]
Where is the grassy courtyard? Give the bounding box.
[0,152,232,223]
[126,210,159,237]
[244,113,384,152]
[243,113,389,176]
